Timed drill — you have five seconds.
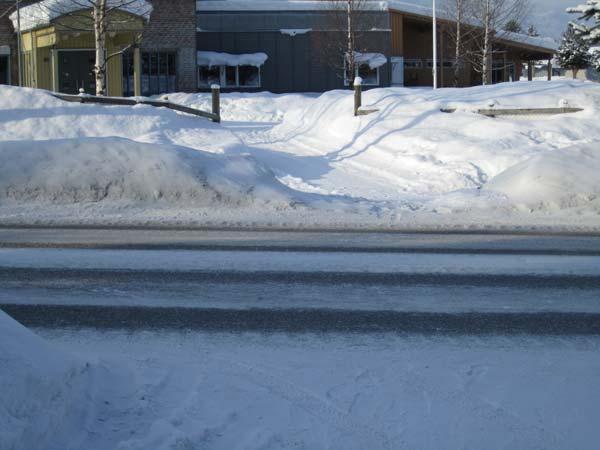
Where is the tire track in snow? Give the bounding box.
[207,354,398,450]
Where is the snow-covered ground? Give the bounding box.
[2,310,600,450]
[1,80,599,230]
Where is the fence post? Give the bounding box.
[354,77,362,117]
[211,84,221,123]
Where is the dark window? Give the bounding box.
[122,51,177,97]
[198,66,221,87]
[238,65,259,87]
[0,55,10,85]
[198,65,261,89]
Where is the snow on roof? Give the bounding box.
[500,31,558,52]
[10,0,153,32]
[353,52,388,69]
[197,51,268,67]
[196,1,388,12]
[196,1,557,53]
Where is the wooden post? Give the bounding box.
[211,84,221,123]
[527,60,533,81]
[133,47,142,97]
[547,59,552,81]
[354,77,362,116]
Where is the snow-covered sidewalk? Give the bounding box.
[0,80,599,230]
[2,310,600,450]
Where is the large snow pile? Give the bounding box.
[0,137,296,206]
[484,142,600,211]
[1,81,600,230]
[0,311,92,450]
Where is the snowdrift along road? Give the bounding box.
[0,81,599,230]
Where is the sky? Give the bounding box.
[412,0,579,40]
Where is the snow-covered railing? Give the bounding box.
[51,87,221,123]
[440,106,584,117]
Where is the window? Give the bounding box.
[0,55,9,85]
[344,63,380,86]
[122,51,177,97]
[198,65,261,88]
[404,59,423,69]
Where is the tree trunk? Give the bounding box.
[573,68,579,79]
[481,0,491,85]
[347,0,355,87]
[94,0,107,96]
[453,0,462,87]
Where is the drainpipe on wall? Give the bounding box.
[432,0,438,89]
[16,0,22,86]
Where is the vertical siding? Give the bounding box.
[35,46,52,89]
[390,13,404,56]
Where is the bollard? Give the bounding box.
[354,77,362,116]
[211,84,221,123]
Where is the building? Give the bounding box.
[2,0,557,95]
[4,0,196,96]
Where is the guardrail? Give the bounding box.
[51,85,221,123]
[440,107,584,117]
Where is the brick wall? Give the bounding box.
[0,1,17,84]
[143,0,197,92]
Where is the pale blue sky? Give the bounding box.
[417,0,578,40]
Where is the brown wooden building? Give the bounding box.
[389,7,557,87]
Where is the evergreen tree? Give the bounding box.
[568,0,600,44]
[504,19,522,33]
[557,26,591,78]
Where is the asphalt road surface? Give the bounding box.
[1,228,600,335]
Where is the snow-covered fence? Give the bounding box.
[51,87,221,123]
[440,106,584,117]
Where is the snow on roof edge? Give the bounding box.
[196,0,557,53]
[197,51,269,67]
[10,0,153,33]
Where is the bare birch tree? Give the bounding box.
[23,0,152,95]
[443,0,478,86]
[464,0,530,84]
[316,0,383,87]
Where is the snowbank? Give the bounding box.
[0,311,92,450]
[484,142,600,211]
[1,81,600,230]
[0,137,296,206]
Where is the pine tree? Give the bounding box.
[557,26,591,78]
[568,0,600,44]
[504,19,522,33]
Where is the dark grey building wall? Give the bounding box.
[197,10,392,93]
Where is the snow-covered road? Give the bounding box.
[2,231,600,450]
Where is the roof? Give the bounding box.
[196,0,557,54]
[10,0,153,33]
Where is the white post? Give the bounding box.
[16,0,22,86]
[432,0,438,89]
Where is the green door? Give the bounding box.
[58,51,96,94]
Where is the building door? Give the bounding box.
[58,51,96,94]
[0,55,9,85]
[391,56,404,86]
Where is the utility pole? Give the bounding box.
[16,0,22,86]
[432,0,438,89]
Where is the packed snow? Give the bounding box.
[3,317,600,450]
[0,80,599,230]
